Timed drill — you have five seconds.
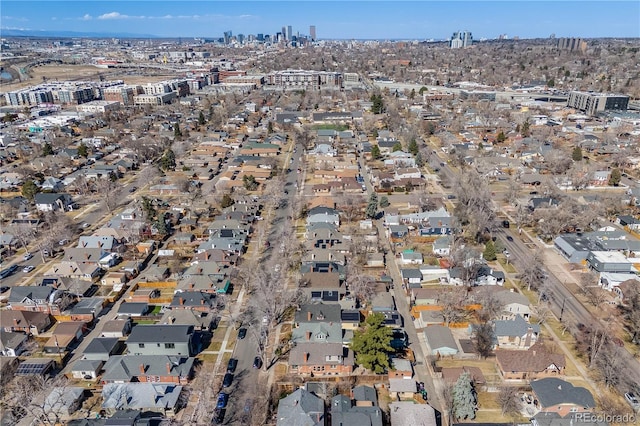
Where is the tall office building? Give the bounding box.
[310,25,316,41]
[223,30,232,45]
[557,37,587,53]
[450,31,473,48]
[287,25,293,41]
[282,26,287,40]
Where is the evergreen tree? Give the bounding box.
[419,86,428,95]
[155,216,169,236]
[483,240,497,261]
[392,142,403,152]
[221,193,235,208]
[268,121,274,134]
[141,196,156,220]
[370,94,384,114]
[409,88,416,100]
[243,175,258,191]
[371,144,382,160]
[77,143,88,158]
[350,313,393,374]
[198,111,206,127]
[160,149,176,171]
[521,119,531,137]
[453,372,476,420]
[496,131,506,144]
[572,146,583,162]
[21,179,40,201]
[42,143,54,156]
[415,152,424,167]
[173,123,183,139]
[609,168,621,186]
[408,139,419,156]
[379,196,390,208]
[366,193,378,219]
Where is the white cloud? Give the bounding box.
[81,14,92,21]
[98,12,130,20]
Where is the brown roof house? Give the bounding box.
[289,342,354,377]
[1,310,52,336]
[496,343,566,380]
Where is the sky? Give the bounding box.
[2,1,639,40]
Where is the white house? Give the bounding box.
[399,250,423,265]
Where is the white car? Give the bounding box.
[22,265,35,273]
[23,252,33,261]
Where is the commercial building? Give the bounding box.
[567,91,630,116]
[76,100,121,114]
[450,31,473,48]
[557,37,587,53]
[310,25,316,41]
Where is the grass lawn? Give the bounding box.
[134,320,157,325]
[497,258,517,273]
[436,358,499,376]
[212,326,228,342]
[274,363,288,378]
[477,391,499,409]
[226,331,237,349]
[197,353,218,363]
[474,409,527,423]
[207,341,222,352]
[148,305,162,315]
[220,352,232,366]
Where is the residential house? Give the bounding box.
[34,193,75,212]
[495,344,566,380]
[295,304,342,326]
[432,236,452,256]
[125,324,196,356]
[423,325,458,356]
[494,314,540,350]
[474,266,505,286]
[289,342,355,376]
[0,330,30,356]
[101,383,184,416]
[77,236,124,253]
[101,355,195,385]
[15,358,56,377]
[441,366,486,388]
[1,310,52,335]
[300,272,345,303]
[276,388,325,426]
[44,387,87,420]
[44,261,103,281]
[44,321,88,354]
[117,302,149,318]
[529,378,595,417]
[170,291,217,312]
[401,269,423,286]
[389,358,413,380]
[7,286,74,315]
[331,386,383,426]
[292,321,346,345]
[492,289,531,320]
[160,309,217,331]
[388,402,439,426]
[41,177,65,192]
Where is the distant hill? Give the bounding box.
[0,28,159,38]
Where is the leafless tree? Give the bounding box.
[595,344,624,388]
[438,288,468,325]
[345,262,377,308]
[94,177,121,214]
[188,361,219,424]
[497,386,521,417]
[474,287,503,322]
[518,251,546,291]
[3,374,70,425]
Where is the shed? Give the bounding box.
[423,325,458,356]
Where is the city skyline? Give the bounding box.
[1,1,639,40]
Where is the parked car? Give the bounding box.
[216,392,228,409]
[237,328,247,339]
[129,186,137,193]
[23,252,33,261]
[252,356,262,369]
[227,358,238,373]
[0,286,9,293]
[22,265,35,273]
[506,236,514,242]
[222,373,233,388]
[58,239,68,246]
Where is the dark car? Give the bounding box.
[237,328,247,339]
[129,186,137,193]
[0,286,9,293]
[222,373,233,388]
[506,235,514,242]
[227,358,238,373]
[213,408,225,424]
[252,356,262,369]
[216,392,228,409]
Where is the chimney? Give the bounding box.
[166,363,172,374]
[307,311,312,321]
[179,297,184,305]
[304,352,310,362]
[306,331,312,340]
[139,364,146,374]
[200,298,205,305]
[13,318,19,326]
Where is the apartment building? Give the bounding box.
[567,91,630,116]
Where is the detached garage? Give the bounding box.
[423,325,459,356]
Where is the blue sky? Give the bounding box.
[2,1,639,39]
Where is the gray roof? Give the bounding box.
[530,378,595,409]
[388,402,438,426]
[126,324,193,344]
[353,385,377,404]
[84,337,120,355]
[171,291,216,309]
[101,383,183,411]
[102,355,194,382]
[71,359,103,372]
[276,388,325,426]
[401,269,423,279]
[0,330,28,350]
[292,322,344,344]
[494,314,539,337]
[77,236,118,250]
[117,302,148,316]
[295,303,342,324]
[8,286,54,303]
[44,386,85,414]
[423,325,457,351]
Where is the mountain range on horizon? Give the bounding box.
[0,28,161,39]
